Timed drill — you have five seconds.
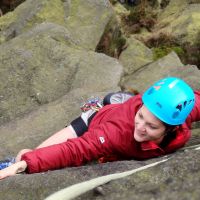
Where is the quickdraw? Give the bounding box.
[80,97,103,112]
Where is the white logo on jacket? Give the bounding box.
[99,137,105,144]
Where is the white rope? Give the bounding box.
[195,146,200,150]
[181,144,200,151]
[45,158,168,200]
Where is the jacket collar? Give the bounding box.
[141,140,164,153]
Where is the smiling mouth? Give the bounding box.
[136,129,148,136]
[138,133,146,138]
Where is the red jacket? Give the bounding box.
[21,91,200,173]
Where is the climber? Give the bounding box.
[0,77,199,180]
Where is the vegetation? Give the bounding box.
[109,0,118,5]
[121,0,158,34]
[143,31,200,68]
[114,0,200,68]
[152,46,184,61]
[96,26,127,58]
[179,32,200,68]
[2,0,199,68]
[143,32,184,60]
[99,0,158,58]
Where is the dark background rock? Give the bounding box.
[0,0,25,15]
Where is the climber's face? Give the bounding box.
[134,105,166,144]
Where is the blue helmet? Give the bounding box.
[142,77,195,125]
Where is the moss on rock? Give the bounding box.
[152,46,184,60]
[23,0,66,32]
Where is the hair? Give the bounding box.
[159,122,178,148]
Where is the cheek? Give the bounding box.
[146,128,165,139]
[134,114,140,125]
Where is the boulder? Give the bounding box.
[0,0,115,50]
[73,148,200,200]
[119,36,153,75]
[155,0,200,45]
[120,51,200,92]
[0,22,123,125]
[0,89,119,158]
[64,0,115,50]
[0,144,200,200]
[0,1,200,200]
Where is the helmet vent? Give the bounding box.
[156,102,162,108]
[176,104,182,112]
[147,88,154,95]
[172,111,179,119]
[142,77,195,125]
[188,99,194,105]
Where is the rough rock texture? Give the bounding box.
[0,147,200,200]
[0,89,118,158]
[0,0,114,50]
[75,149,200,200]
[121,51,200,92]
[0,0,200,200]
[0,22,122,125]
[119,36,153,75]
[155,0,200,45]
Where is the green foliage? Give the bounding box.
[114,36,126,50]
[144,32,185,61]
[171,46,185,56]
[143,28,200,68]
[153,46,184,60]
[152,47,168,60]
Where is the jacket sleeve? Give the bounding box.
[186,90,200,125]
[21,123,121,174]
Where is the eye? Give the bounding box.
[138,113,143,119]
[149,125,157,129]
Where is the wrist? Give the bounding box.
[16,160,27,173]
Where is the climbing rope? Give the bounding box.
[45,158,169,200]
[45,144,200,200]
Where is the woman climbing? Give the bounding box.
[0,77,199,180]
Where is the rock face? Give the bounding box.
[0,0,114,50]
[0,0,200,200]
[74,149,200,200]
[119,36,153,75]
[0,147,199,200]
[0,22,122,125]
[120,51,200,92]
[156,0,200,45]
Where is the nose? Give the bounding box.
[136,122,146,132]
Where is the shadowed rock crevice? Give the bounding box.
[0,0,25,16]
